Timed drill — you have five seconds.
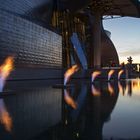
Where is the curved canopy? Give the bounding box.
[59,0,140,18]
[103,0,140,17]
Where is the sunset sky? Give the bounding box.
[103,17,140,64]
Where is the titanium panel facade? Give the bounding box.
[0,0,53,23]
[0,9,62,68]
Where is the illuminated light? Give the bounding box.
[125,83,129,95]
[131,79,140,93]
[118,70,124,80]
[108,83,114,96]
[64,89,77,109]
[91,85,100,96]
[91,71,101,83]
[66,31,68,35]
[137,64,140,72]
[118,82,125,95]
[76,133,79,138]
[65,119,68,125]
[0,56,14,92]
[64,65,79,86]
[124,80,140,95]
[108,70,115,81]
[0,99,12,132]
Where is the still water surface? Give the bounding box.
[0,79,140,140]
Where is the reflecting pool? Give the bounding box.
[0,79,140,140]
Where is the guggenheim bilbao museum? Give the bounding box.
[0,0,140,79]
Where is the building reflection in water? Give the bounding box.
[1,79,140,140]
[108,82,114,96]
[0,85,62,140]
[34,81,119,140]
[0,99,12,132]
[118,79,140,96]
[118,81,125,95]
[91,83,100,96]
[103,79,140,139]
[64,88,77,109]
[131,78,140,94]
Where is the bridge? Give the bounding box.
[58,0,140,68]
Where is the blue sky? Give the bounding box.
[103,17,140,64]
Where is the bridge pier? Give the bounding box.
[88,10,102,69]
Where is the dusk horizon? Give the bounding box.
[103,16,140,64]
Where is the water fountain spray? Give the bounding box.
[91,84,100,96]
[108,70,115,81]
[0,56,14,92]
[118,69,124,80]
[91,71,101,83]
[64,65,79,86]
[64,88,77,109]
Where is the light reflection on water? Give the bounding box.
[103,79,140,139]
[0,99,12,132]
[0,79,140,139]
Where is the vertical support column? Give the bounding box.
[92,11,102,69]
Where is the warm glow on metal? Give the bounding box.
[108,83,114,95]
[0,56,14,79]
[0,99,12,132]
[91,85,100,96]
[91,71,101,82]
[64,89,77,109]
[108,70,115,81]
[65,119,68,125]
[118,70,124,80]
[64,65,79,85]
[0,56,14,92]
